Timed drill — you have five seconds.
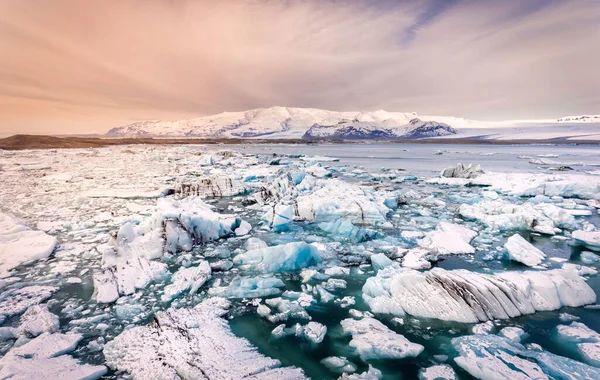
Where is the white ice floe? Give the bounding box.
[320,356,357,374]
[499,326,526,342]
[272,321,327,344]
[233,241,321,272]
[557,321,600,366]
[573,230,600,251]
[429,172,600,200]
[0,285,58,317]
[440,163,483,179]
[418,364,457,380]
[18,304,59,337]
[362,267,596,323]
[319,220,381,243]
[209,276,285,298]
[417,222,477,255]
[340,365,382,379]
[0,213,57,277]
[453,333,600,380]
[103,297,307,379]
[161,261,212,302]
[458,199,563,235]
[504,234,546,267]
[340,317,424,361]
[0,332,107,380]
[175,177,247,198]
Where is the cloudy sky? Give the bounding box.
[0,0,598,135]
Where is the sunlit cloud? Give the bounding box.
[0,0,598,135]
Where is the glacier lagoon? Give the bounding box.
[1,142,600,379]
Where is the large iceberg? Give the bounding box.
[103,297,307,379]
[94,197,245,301]
[233,242,321,273]
[362,267,596,323]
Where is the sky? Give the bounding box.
[0,0,599,136]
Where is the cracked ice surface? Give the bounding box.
[1,143,600,379]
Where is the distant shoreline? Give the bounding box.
[0,134,598,150]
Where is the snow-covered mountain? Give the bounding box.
[557,115,600,123]
[106,107,600,141]
[303,118,456,139]
[106,107,453,139]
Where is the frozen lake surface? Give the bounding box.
[1,142,600,379]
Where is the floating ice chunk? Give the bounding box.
[0,213,57,277]
[257,304,271,317]
[164,219,193,253]
[65,277,82,284]
[500,327,526,342]
[318,220,381,243]
[263,203,294,231]
[362,267,596,323]
[115,304,145,320]
[305,165,332,178]
[441,163,483,179]
[209,276,285,298]
[19,305,59,337]
[340,365,382,380]
[103,298,307,379]
[245,237,268,251]
[324,266,350,277]
[418,364,457,380]
[324,278,347,291]
[559,312,580,322]
[561,262,598,276]
[174,177,247,197]
[143,197,245,245]
[0,286,57,317]
[300,155,340,162]
[320,356,357,374]
[581,251,600,264]
[235,220,252,236]
[418,222,477,255]
[557,321,600,366]
[370,253,395,271]
[340,318,424,361]
[453,333,600,380]
[92,270,119,304]
[0,355,107,380]
[295,179,392,227]
[458,200,558,235]
[255,172,303,205]
[401,248,433,270]
[303,322,327,344]
[7,332,82,359]
[504,234,546,267]
[233,242,321,272]
[162,261,211,302]
[573,230,600,251]
[453,334,546,379]
[300,269,328,283]
[265,297,311,323]
[472,321,494,335]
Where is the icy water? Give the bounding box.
[0,142,600,379]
